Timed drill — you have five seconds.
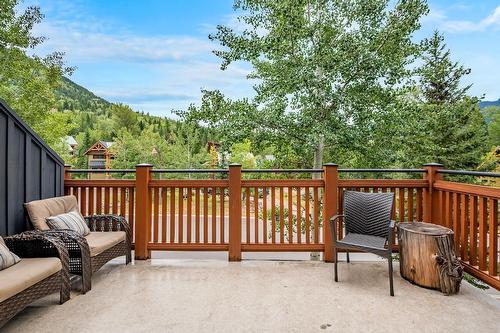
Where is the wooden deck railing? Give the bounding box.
[64,163,500,290]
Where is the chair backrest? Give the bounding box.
[343,190,394,238]
[24,195,79,231]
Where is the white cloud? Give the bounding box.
[440,5,500,32]
[90,60,255,115]
[23,5,258,117]
[33,22,213,63]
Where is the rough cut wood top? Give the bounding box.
[398,222,453,236]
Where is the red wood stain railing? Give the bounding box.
[64,163,500,290]
[147,179,229,251]
[433,180,499,288]
[64,179,136,237]
[240,179,325,252]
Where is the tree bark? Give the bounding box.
[398,222,463,295]
[312,135,324,179]
[311,135,325,260]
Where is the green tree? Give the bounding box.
[111,126,169,169]
[110,103,139,134]
[0,0,73,156]
[482,106,500,147]
[400,31,489,169]
[418,31,471,104]
[402,99,488,169]
[230,140,256,169]
[189,0,428,170]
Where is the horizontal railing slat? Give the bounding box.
[241,179,324,187]
[338,179,429,188]
[65,179,136,187]
[434,180,500,199]
[150,179,229,187]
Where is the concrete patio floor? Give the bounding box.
[3,255,499,333]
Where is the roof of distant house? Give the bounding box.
[84,140,115,155]
[65,136,78,146]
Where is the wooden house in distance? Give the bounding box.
[84,140,114,179]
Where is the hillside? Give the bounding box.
[479,99,500,108]
[55,76,111,114]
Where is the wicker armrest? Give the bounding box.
[4,231,69,264]
[3,231,71,304]
[329,215,345,242]
[84,215,131,243]
[40,229,91,256]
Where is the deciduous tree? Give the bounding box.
[187,0,429,170]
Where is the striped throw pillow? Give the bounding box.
[46,211,90,236]
[0,236,21,271]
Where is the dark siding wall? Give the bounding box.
[0,99,65,236]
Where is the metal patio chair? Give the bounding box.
[329,190,396,296]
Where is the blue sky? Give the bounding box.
[21,0,500,117]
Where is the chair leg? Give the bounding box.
[388,255,394,296]
[346,251,350,263]
[126,248,132,265]
[334,248,338,282]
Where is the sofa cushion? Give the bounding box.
[25,195,80,230]
[0,236,21,271]
[0,257,62,303]
[46,211,90,236]
[85,232,126,257]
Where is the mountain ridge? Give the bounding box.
[56,76,111,114]
[479,99,500,108]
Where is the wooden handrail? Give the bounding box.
[434,180,500,199]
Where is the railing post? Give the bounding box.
[64,165,71,195]
[135,163,152,260]
[228,163,242,261]
[64,165,72,180]
[322,163,338,262]
[423,163,443,224]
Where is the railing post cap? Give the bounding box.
[229,163,242,167]
[323,163,338,167]
[136,163,153,167]
[64,164,72,168]
[423,163,444,167]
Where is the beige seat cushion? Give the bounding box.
[25,195,80,230]
[85,232,126,257]
[0,258,62,303]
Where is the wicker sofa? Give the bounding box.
[24,195,131,293]
[0,232,70,328]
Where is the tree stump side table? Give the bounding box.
[398,222,463,295]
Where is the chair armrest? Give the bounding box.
[39,229,90,256]
[4,231,69,264]
[84,215,131,244]
[329,215,345,242]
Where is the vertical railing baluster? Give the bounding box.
[187,188,192,244]
[478,197,487,271]
[170,187,175,243]
[162,187,167,243]
[469,195,478,266]
[488,199,498,276]
[153,187,159,243]
[460,194,469,261]
[179,187,184,243]
[254,187,259,244]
